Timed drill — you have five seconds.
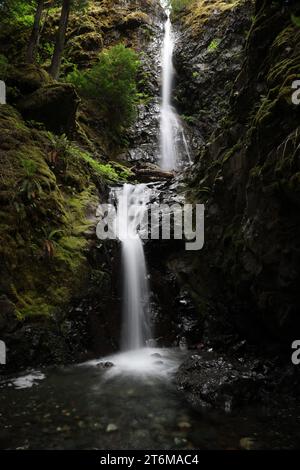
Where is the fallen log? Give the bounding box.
[133,168,175,181]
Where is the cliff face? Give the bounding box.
[174,0,300,348]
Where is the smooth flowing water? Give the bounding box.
[160,3,191,170]
[113,184,151,352]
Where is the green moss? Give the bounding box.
[72,146,132,182]
[207,38,221,52]
[181,0,240,35]
[222,142,242,163]
[0,108,100,320]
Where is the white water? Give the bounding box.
[160,3,191,171]
[113,184,151,351]
[95,3,192,376]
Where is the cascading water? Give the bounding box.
[99,1,193,375]
[160,2,191,171]
[113,184,151,351]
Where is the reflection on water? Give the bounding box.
[1,348,300,450]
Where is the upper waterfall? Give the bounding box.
[160,2,191,171]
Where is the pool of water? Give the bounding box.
[0,348,299,450]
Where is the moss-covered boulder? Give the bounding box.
[17,83,80,135]
[7,64,53,96]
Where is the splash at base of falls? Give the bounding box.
[103,348,181,379]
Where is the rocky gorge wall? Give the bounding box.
[172,0,300,352]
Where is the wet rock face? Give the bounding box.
[176,351,300,412]
[173,0,300,345]
[174,0,253,141]
[126,99,161,164]
[139,179,203,348]
[122,13,164,166]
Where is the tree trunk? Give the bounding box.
[26,0,45,63]
[49,0,71,80]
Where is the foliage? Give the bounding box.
[47,132,72,163]
[67,44,140,134]
[291,14,300,28]
[72,147,132,182]
[0,0,35,27]
[208,38,220,52]
[0,54,9,80]
[168,0,192,15]
[19,158,43,201]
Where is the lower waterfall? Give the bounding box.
[113,184,151,351]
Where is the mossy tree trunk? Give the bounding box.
[49,0,71,80]
[27,0,45,64]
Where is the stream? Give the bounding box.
[1,352,300,450]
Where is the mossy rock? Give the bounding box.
[17,83,80,135]
[7,64,53,96]
[66,32,104,68]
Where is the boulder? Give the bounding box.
[7,64,53,95]
[17,83,80,135]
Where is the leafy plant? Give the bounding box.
[1,0,35,26]
[47,132,71,164]
[67,44,140,134]
[208,38,221,52]
[19,159,42,201]
[40,227,64,258]
[291,14,300,28]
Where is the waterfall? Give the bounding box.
[160,2,191,171]
[113,184,151,351]
[109,2,192,357]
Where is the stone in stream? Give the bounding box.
[239,437,256,450]
[151,353,162,358]
[96,361,114,369]
[177,421,192,431]
[106,423,118,433]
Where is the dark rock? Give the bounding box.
[0,296,18,333]
[176,353,265,411]
[7,64,53,96]
[97,361,114,369]
[177,351,300,412]
[17,83,80,135]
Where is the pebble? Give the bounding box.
[178,421,192,430]
[106,423,118,433]
[240,437,256,450]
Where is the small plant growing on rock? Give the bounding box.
[208,38,221,52]
[19,159,42,201]
[47,132,71,164]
